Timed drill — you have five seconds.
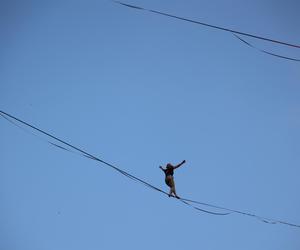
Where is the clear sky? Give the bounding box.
[1,0,300,249]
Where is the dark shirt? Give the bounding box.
[163,166,174,177]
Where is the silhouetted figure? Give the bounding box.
[159,160,186,198]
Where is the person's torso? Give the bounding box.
[164,166,174,177]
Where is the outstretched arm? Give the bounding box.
[159,166,166,171]
[173,160,186,169]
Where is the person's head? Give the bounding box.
[166,163,172,169]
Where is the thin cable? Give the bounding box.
[1,110,300,228]
[178,199,230,216]
[180,197,300,227]
[113,1,300,49]
[233,34,300,62]
[0,113,83,156]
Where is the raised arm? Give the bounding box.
[173,160,186,169]
[159,166,166,172]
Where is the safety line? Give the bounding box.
[1,110,300,228]
[0,113,83,157]
[233,34,300,62]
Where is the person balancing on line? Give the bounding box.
[159,160,186,199]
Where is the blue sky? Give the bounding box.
[1,0,300,249]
